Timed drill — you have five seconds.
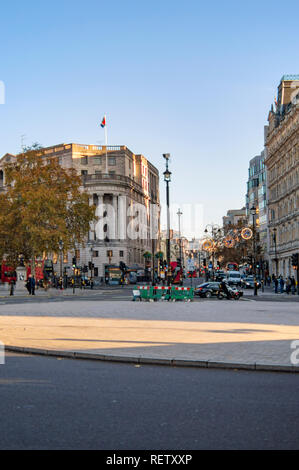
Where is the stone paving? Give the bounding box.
[0,298,299,371]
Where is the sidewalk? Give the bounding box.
[1,299,299,373]
[0,285,127,298]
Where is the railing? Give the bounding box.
[82,173,143,192]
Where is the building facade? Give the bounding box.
[0,143,160,278]
[222,208,247,231]
[245,151,268,272]
[265,75,299,277]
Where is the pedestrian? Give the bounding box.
[286,277,291,295]
[274,276,278,294]
[291,276,296,295]
[279,276,284,294]
[26,276,32,295]
[9,278,15,296]
[160,270,165,286]
[30,276,36,295]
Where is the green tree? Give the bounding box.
[0,149,97,274]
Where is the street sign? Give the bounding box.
[187,258,195,270]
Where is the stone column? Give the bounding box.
[112,195,118,240]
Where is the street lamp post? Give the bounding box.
[250,206,258,296]
[163,153,172,286]
[90,246,94,279]
[204,224,221,281]
[177,208,183,266]
[58,240,64,290]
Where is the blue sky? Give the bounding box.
[1,0,299,237]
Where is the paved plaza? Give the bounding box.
[0,297,299,371]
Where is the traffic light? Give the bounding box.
[203,258,206,268]
[72,257,76,268]
[292,253,299,268]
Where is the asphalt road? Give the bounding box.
[1,352,299,450]
[0,282,298,304]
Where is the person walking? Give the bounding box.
[279,276,284,294]
[274,276,278,294]
[286,277,291,295]
[26,276,32,295]
[9,278,15,296]
[291,276,296,295]
[30,275,36,295]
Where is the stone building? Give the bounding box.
[0,143,160,279]
[222,208,247,231]
[265,75,299,277]
[245,151,268,272]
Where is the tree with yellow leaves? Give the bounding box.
[0,149,97,274]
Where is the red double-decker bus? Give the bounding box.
[1,259,53,284]
[226,262,239,271]
[1,264,17,284]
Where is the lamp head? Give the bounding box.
[163,169,171,182]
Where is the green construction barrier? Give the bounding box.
[138,286,152,301]
[151,286,171,301]
[170,286,194,301]
[134,286,194,301]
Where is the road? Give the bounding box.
[1,351,299,450]
[0,278,298,304]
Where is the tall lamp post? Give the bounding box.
[58,240,64,289]
[204,224,221,280]
[163,153,172,286]
[250,206,258,296]
[177,209,183,266]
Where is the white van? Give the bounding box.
[226,271,242,286]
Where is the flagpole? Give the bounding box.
[104,115,108,174]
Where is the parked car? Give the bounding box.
[241,276,261,289]
[195,282,221,298]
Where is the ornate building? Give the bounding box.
[0,143,160,279]
[265,75,299,277]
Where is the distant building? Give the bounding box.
[223,208,247,230]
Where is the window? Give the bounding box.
[108,157,116,166]
[95,170,101,175]
[93,251,99,257]
[81,170,88,176]
[93,156,102,165]
[109,171,115,176]
[81,156,88,165]
[120,251,124,257]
